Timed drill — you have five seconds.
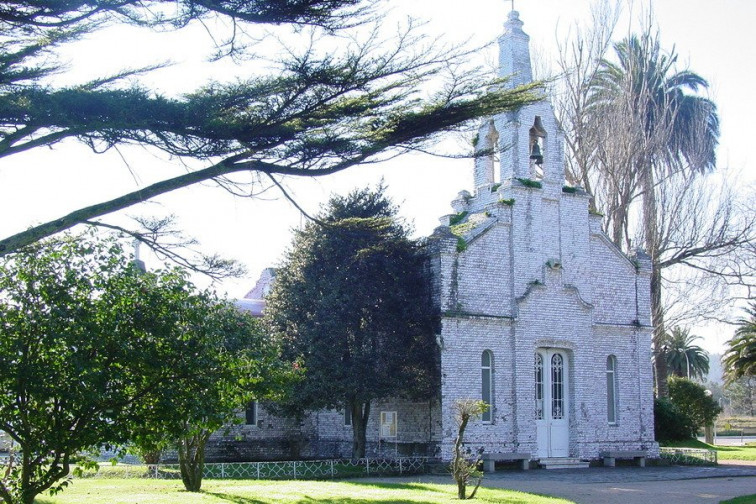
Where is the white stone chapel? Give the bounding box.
[428,10,657,463]
[211,10,658,465]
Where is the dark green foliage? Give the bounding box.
[668,376,722,434]
[723,303,756,383]
[655,377,723,442]
[0,233,282,502]
[654,397,696,442]
[561,185,577,194]
[456,236,468,253]
[490,183,501,193]
[498,198,515,206]
[129,302,286,493]
[0,1,365,29]
[449,211,468,226]
[265,186,439,458]
[663,326,710,380]
[0,0,542,256]
[515,178,542,189]
[593,35,720,175]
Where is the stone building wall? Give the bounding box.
[204,399,440,462]
[430,150,657,461]
[211,7,658,465]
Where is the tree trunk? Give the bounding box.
[641,163,669,398]
[453,414,469,500]
[651,260,668,398]
[704,424,714,445]
[177,432,207,492]
[457,480,467,500]
[351,401,370,459]
[20,447,35,504]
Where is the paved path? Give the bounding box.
[362,464,756,504]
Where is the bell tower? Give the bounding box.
[498,9,532,87]
[472,10,566,198]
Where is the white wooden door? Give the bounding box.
[535,350,569,458]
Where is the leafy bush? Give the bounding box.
[654,397,696,441]
[668,377,722,430]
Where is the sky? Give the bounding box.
[1,0,754,355]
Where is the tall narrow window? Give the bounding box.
[551,354,564,420]
[245,400,257,426]
[481,350,493,423]
[380,411,397,438]
[344,405,352,426]
[607,355,618,424]
[534,353,544,420]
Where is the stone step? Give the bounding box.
[538,457,590,470]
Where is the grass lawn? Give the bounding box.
[663,439,756,461]
[34,479,576,504]
[720,496,756,504]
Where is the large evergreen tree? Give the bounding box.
[0,0,541,256]
[265,185,439,458]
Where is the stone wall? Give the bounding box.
[205,399,440,462]
[430,161,657,461]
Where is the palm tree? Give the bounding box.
[590,32,720,397]
[592,34,719,177]
[663,326,709,380]
[723,303,756,383]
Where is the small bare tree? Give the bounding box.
[450,399,488,500]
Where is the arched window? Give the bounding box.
[551,354,564,419]
[606,355,618,424]
[481,350,493,423]
[534,353,544,420]
[245,400,258,426]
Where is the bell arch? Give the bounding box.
[528,116,547,180]
[474,120,500,188]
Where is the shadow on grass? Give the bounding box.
[203,483,563,504]
[202,491,266,504]
[711,444,756,453]
[202,491,438,504]
[335,481,448,493]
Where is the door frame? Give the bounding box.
[534,348,570,458]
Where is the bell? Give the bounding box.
[530,142,544,166]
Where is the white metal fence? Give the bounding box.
[659,447,717,465]
[78,457,430,480]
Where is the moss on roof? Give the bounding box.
[449,211,491,237]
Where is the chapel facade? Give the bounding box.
[427,9,658,462]
[206,9,658,464]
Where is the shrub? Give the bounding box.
[654,397,696,441]
[668,377,722,431]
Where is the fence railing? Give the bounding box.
[77,457,430,480]
[659,447,717,465]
